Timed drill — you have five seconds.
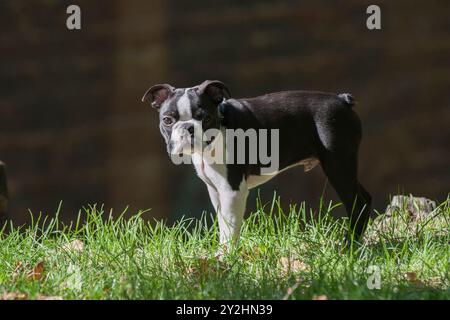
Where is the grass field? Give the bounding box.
[0,195,449,300]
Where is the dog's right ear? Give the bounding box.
[141,84,174,110]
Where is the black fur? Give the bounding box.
[222,90,371,238]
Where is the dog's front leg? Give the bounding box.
[217,182,249,249]
[207,185,220,213]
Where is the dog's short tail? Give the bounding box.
[338,93,355,107]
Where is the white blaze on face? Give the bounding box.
[170,89,203,155]
[177,90,192,121]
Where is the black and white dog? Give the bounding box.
[142,80,371,249]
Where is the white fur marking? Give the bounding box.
[177,90,192,121]
[217,179,248,245]
[246,157,319,189]
[192,152,248,246]
[169,119,203,155]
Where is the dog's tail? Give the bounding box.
[338,93,355,107]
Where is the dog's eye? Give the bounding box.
[162,116,175,126]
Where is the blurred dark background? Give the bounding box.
[1,0,449,225]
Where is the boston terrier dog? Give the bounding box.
[142,80,371,249]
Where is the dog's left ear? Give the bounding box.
[197,80,231,104]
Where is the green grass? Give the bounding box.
[0,195,449,300]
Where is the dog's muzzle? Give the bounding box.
[169,122,198,155]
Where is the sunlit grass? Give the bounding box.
[0,195,449,300]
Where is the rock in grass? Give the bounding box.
[365,195,439,242]
[385,195,436,220]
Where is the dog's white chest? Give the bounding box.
[191,153,228,190]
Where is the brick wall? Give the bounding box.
[1,0,449,224]
[0,0,118,223]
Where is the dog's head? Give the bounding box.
[142,80,231,156]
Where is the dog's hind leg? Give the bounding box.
[318,151,371,240]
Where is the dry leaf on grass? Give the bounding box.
[185,257,227,276]
[312,295,328,300]
[12,261,46,282]
[1,292,28,300]
[1,292,63,300]
[405,272,417,281]
[241,246,261,260]
[63,239,84,253]
[185,258,210,275]
[405,272,425,286]
[282,278,302,300]
[27,261,45,281]
[12,261,24,281]
[36,294,63,300]
[279,257,309,275]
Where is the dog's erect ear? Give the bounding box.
[197,80,231,104]
[141,84,175,110]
